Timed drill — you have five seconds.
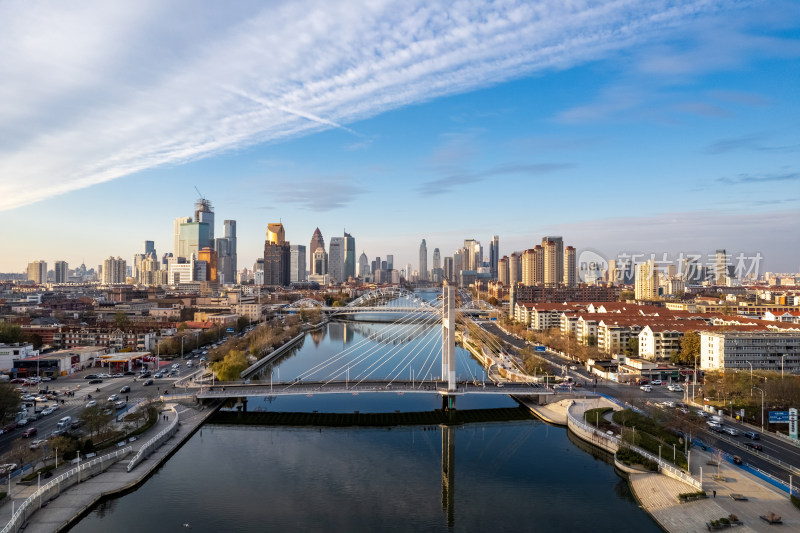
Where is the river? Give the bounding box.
[69,306,659,532]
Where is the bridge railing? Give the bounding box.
[126,406,179,472]
[566,405,702,490]
[1,446,133,533]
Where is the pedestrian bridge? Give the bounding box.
[192,379,553,400]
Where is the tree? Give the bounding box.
[214,350,248,381]
[0,323,23,344]
[673,331,700,366]
[619,290,635,301]
[80,405,114,438]
[0,384,22,425]
[114,312,130,329]
[625,337,639,356]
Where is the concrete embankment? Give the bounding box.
[0,401,220,533]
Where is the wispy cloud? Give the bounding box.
[0,1,756,209]
[704,135,800,154]
[272,177,366,211]
[717,171,800,185]
[417,163,571,195]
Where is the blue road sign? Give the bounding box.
[534,345,546,352]
[769,411,790,423]
[226,327,235,333]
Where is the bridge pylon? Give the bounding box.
[442,283,456,393]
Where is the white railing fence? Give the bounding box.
[1,446,133,533]
[126,407,179,472]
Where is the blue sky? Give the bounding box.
[1,0,798,275]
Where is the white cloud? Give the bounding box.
[0,0,731,210]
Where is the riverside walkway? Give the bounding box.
[0,400,217,533]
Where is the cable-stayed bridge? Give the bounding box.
[182,286,552,408]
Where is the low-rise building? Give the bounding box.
[700,331,800,373]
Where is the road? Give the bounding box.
[477,320,800,485]
[0,354,203,459]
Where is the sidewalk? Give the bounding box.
[630,446,800,532]
[0,400,217,533]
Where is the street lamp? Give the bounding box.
[747,361,753,395]
[753,386,765,432]
[781,354,788,380]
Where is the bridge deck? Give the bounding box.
[193,380,552,399]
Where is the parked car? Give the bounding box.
[84,374,98,380]
[22,427,37,438]
[650,379,662,386]
[723,427,739,436]
[120,385,131,393]
[640,385,652,392]
[40,407,55,416]
[3,423,17,433]
[732,455,743,465]
[114,400,126,409]
[15,418,28,427]
[29,439,45,450]
[154,372,164,379]
[0,464,17,475]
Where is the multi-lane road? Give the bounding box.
[0,355,201,458]
[478,320,800,485]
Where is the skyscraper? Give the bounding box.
[198,247,218,282]
[419,239,428,281]
[357,252,370,278]
[343,232,356,280]
[263,223,290,286]
[564,246,577,287]
[290,244,307,283]
[54,261,68,283]
[509,252,521,286]
[102,256,126,284]
[178,221,211,260]
[542,236,563,287]
[385,254,394,271]
[310,228,325,256]
[222,220,237,282]
[144,240,155,255]
[715,249,728,285]
[313,248,328,276]
[173,216,191,258]
[498,256,509,285]
[329,237,344,282]
[635,260,659,300]
[194,198,214,246]
[26,260,47,284]
[490,235,499,279]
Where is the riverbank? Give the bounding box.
[521,396,800,532]
[0,400,219,533]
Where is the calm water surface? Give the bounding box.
[70,313,659,532]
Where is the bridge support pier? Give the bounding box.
[441,394,456,411]
[235,397,248,412]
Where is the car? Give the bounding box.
[723,427,739,436]
[97,373,110,379]
[48,403,59,411]
[16,418,28,427]
[143,379,154,386]
[744,431,760,440]
[650,379,662,386]
[86,400,97,408]
[34,395,48,402]
[114,400,126,409]
[732,455,743,465]
[108,394,120,402]
[743,442,763,451]
[50,429,65,437]
[640,385,652,392]
[88,379,103,384]
[27,412,41,421]
[29,439,45,450]
[40,407,54,416]
[21,394,35,401]
[171,363,179,369]
[120,385,131,393]
[40,377,52,382]
[22,427,37,438]
[707,421,721,429]
[124,371,135,376]
[0,464,17,475]
[84,374,98,380]
[70,420,84,429]
[140,371,151,378]
[186,361,193,367]
[102,408,113,416]
[154,372,164,379]
[671,385,683,392]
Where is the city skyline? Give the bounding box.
[0,1,798,272]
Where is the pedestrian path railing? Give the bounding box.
[1,446,133,533]
[566,406,702,490]
[126,407,179,472]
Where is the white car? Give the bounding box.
[650,379,662,386]
[86,400,97,408]
[640,385,652,392]
[40,407,54,416]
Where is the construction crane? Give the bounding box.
[194,185,204,199]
